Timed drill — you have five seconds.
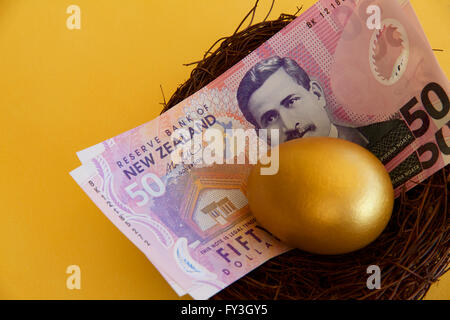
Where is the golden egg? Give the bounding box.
[247,137,394,255]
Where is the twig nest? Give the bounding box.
[162,11,449,300]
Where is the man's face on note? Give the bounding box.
[247,67,331,144]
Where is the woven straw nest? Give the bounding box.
[161,4,449,300]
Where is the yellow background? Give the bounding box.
[0,0,448,299]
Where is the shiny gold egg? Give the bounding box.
[247,137,394,255]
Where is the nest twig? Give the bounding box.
[160,2,450,300]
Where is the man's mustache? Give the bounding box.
[285,124,317,141]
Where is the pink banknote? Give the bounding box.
[71,0,449,299]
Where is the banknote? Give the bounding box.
[71,0,449,299]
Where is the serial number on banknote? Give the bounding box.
[306,0,348,28]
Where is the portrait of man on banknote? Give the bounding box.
[237,55,402,148]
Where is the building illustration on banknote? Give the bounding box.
[152,164,252,248]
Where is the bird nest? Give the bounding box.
[160,4,449,300]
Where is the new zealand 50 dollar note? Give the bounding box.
[70,0,449,299]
